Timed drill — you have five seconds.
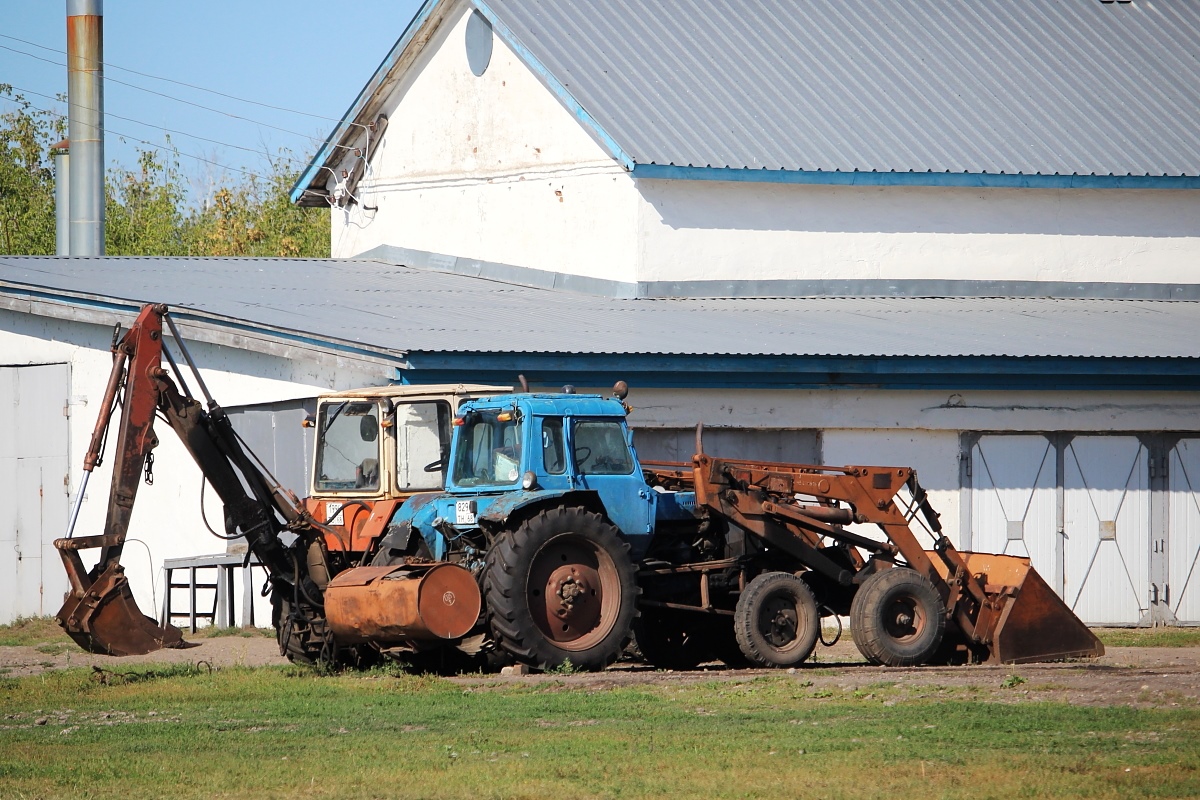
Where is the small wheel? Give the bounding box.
[849,567,946,667]
[733,572,820,668]
[634,609,709,670]
[484,507,638,671]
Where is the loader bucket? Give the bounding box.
[938,552,1104,665]
[55,537,186,656]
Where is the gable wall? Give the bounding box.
[633,178,1200,284]
[330,2,641,283]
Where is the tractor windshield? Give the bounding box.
[314,401,381,491]
[452,409,523,487]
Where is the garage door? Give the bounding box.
[969,436,1057,582]
[1169,439,1200,625]
[1063,437,1150,625]
[0,364,71,622]
[225,398,317,500]
[966,433,1162,626]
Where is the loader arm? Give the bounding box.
[690,453,1103,664]
[55,303,321,656]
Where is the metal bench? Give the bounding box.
[161,553,262,632]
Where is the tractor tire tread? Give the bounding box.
[483,506,637,672]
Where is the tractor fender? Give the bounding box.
[477,489,607,533]
[391,489,611,560]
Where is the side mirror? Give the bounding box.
[360,414,379,442]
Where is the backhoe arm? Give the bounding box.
[55,303,319,656]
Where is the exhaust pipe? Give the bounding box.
[66,0,104,256]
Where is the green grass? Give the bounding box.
[0,617,70,647]
[1096,628,1200,648]
[0,667,1197,799]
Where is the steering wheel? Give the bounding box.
[573,446,591,464]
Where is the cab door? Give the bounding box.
[569,418,655,552]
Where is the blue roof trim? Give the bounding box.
[397,352,1200,392]
[471,1,634,171]
[631,164,1200,190]
[289,0,443,205]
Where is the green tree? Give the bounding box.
[0,85,63,254]
[0,86,330,257]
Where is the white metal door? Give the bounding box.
[1063,437,1149,625]
[1168,439,1200,624]
[970,436,1058,585]
[0,364,71,621]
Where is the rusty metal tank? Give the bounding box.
[324,563,481,644]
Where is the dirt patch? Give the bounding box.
[2,631,1197,709]
[456,638,1200,709]
[0,636,288,678]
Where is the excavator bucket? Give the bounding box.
[938,552,1104,664]
[55,535,186,656]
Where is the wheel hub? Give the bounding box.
[550,568,592,616]
[761,596,798,648]
[883,597,925,641]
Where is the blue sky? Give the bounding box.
[0,0,423,195]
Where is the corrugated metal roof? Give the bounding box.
[486,0,1200,177]
[2,257,1198,360]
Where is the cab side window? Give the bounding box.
[573,420,634,475]
[542,417,566,474]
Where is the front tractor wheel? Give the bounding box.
[733,572,821,668]
[483,507,638,671]
[849,567,946,667]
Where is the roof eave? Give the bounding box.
[631,164,1200,190]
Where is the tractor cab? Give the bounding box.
[306,384,509,538]
[394,392,659,561]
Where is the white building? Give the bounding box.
[294,0,1200,288]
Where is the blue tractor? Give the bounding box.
[329,381,1103,672]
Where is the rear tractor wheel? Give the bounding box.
[849,567,946,667]
[483,507,638,671]
[733,572,821,668]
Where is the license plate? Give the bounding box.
[326,501,344,526]
[455,500,477,526]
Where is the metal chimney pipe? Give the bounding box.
[67,0,104,256]
[52,139,70,255]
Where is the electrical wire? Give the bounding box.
[0,42,321,140]
[0,43,334,143]
[7,84,306,166]
[123,537,161,619]
[15,95,275,181]
[0,32,343,122]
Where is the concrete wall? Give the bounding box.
[0,308,388,626]
[634,179,1200,284]
[330,2,640,283]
